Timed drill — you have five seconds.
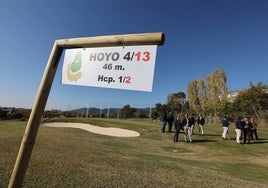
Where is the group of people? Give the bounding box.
[161,112,259,144]
[221,116,259,144]
[161,112,205,143]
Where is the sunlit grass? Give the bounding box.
[1,119,268,187]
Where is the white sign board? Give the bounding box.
[62,45,157,92]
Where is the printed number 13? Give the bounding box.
[135,51,150,61]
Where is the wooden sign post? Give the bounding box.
[8,32,165,188]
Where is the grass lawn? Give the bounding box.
[1,118,268,187]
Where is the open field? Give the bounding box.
[1,118,268,187]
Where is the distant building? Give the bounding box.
[227,88,268,102]
[227,91,239,102]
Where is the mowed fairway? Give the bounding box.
[1,118,268,187]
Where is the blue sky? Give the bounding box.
[0,0,268,110]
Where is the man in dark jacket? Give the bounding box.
[197,114,205,136]
[161,112,168,132]
[173,115,182,142]
[243,117,252,144]
[190,113,196,135]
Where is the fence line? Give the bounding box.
[65,102,154,118]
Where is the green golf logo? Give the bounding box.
[67,51,82,82]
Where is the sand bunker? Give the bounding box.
[42,122,140,137]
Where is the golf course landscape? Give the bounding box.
[1,118,268,187]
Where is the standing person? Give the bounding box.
[235,117,243,144]
[243,117,253,144]
[173,115,182,142]
[182,113,192,143]
[190,113,196,135]
[221,116,230,140]
[250,117,259,141]
[161,111,168,133]
[197,113,205,136]
[167,112,174,132]
[240,117,245,140]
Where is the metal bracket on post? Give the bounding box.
[8,32,165,188]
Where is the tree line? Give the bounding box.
[152,68,268,124]
[1,68,267,122]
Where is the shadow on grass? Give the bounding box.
[191,139,217,143]
[243,139,268,145]
[197,133,221,137]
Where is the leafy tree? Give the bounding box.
[218,97,232,119]
[153,103,166,118]
[0,109,8,120]
[187,80,198,112]
[166,92,186,114]
[121,104,136,119]
[18,108,31,119]
[155,103,166,113]
[8,111,24,120]
[197,78,206,112]
[232,82,268,119]
[205,68,227,118]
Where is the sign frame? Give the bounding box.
[8,32,165,188]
